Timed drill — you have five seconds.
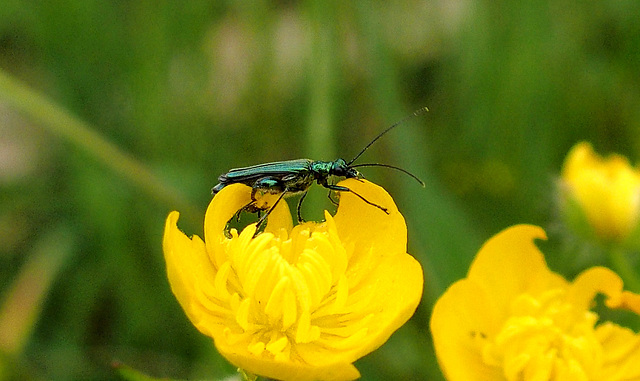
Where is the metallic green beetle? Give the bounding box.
[212,108,427,229]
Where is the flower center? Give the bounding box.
[210,216,365,362]
[480,290,604,380]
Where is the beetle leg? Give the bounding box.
[254,190,288,236]
[327,190,339,206]
[324,184,389,214]
[233,206,243,223]
[296,191,308,223]
[233,200,258,223]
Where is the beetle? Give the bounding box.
[212,107,427,229]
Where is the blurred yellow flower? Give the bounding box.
[163,179,423,381]
[430,225,640,381]
[561,142,640,241]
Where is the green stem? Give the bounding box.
[609,245,640,293]
[0,68,200,224]
[237,368,258,381]
[0,225,73,355]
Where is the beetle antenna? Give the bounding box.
[351,163,425,187]
[347,106,428,165]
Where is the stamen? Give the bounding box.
[264,276,291,323]
[236,298,252,331]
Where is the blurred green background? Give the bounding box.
[1,1,639,380]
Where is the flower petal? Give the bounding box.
[215,341,361,381]
[264,194,293,234]
[467,225,566,320]
[431,279,504,381]
[324,179,423,362]
[163,211,215,331]
[595,322,640,380]
[203,184,293,263]
[345,249,423,358]
[568,266,640,314]
[204,184,254,247]
[333,179,407,285]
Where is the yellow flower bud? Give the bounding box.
[561,142,640,242]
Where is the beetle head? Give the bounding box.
[332,158,363,179]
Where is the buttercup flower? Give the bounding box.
[561,141,640,242]
[163,179,423,381]
[430,224,640,381]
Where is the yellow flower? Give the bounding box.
[163,179,423,381]
[430,225,640,381]
[561,142,640,241]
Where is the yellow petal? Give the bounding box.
[298,179,423,365]
[204,183,253,248]
[568,266,640,314]
[431,279,504,381]
[596,322,640,380]
[562,142,598,179]
[333,179,407,285]
[162,211,215,331]
[467,225,566,320]
[215,340,361,381]
[203,183,292,263]
[612,291,640,315]
[345,251,423,359]
[203,183,293,241]
[264,195,293,234]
